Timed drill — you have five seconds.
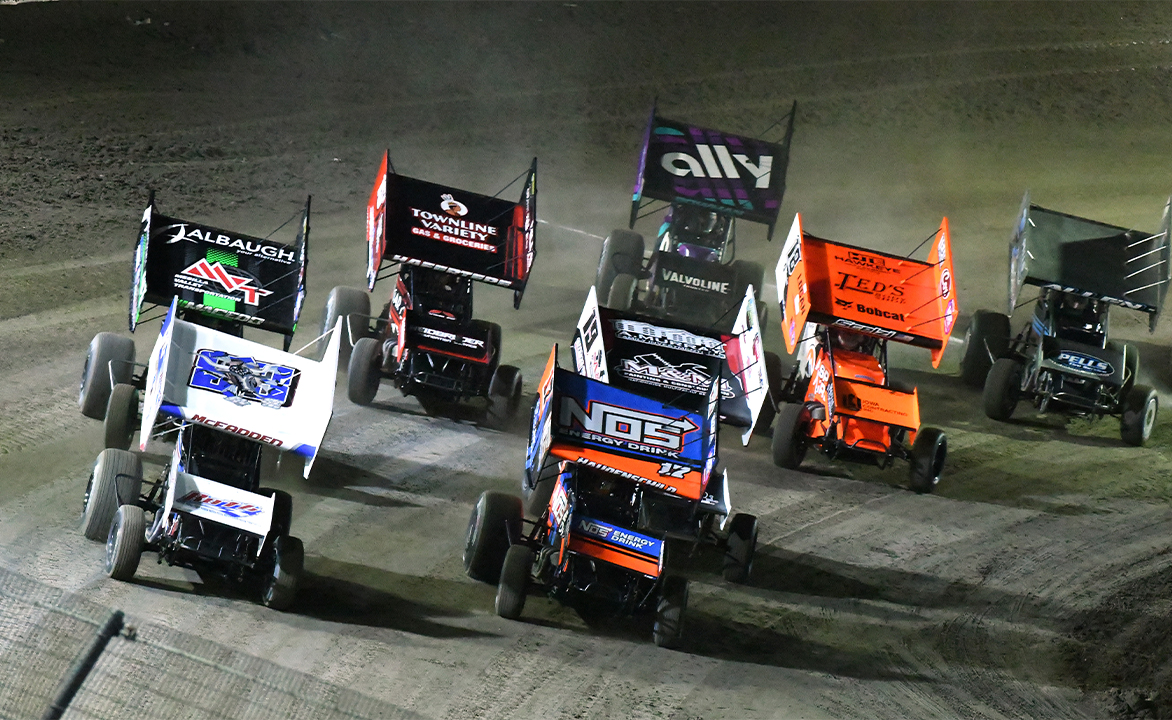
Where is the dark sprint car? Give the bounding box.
[961,194,1170,445]
[595,102,796,332]
[78,193,311,452]
[80,299,343,609]
[462,293,766,648]
[323,152,537,426]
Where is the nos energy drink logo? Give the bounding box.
[1054,351,1113,376]
[574,516,662,558]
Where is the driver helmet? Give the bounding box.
[672,205,726,260]
[830,328,866,352]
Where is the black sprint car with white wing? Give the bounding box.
[962,194,1171,445]
[322,152,537,427]
[595,103,795,332]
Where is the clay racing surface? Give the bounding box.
[3,3,1172,718]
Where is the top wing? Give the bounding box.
[777,214,959,366]
[1008,196,1171,328]
[631,103,796,236]
[140,298,342,478]
[130,198,309,338]
[366,152,538,303]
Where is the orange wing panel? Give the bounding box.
[833,378,921,431]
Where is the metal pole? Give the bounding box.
[42,610,124,720]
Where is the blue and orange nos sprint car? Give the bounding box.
[463,345,757,649]
[769,213,959,493]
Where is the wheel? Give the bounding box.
[753,351,785,435]
[104,505,145,581]
[486,364,523,428]
[908,427,947,494]
[771,403,807,469]
[652,576,688,649]
[1120,384,1158,447]
[321,286,371,363]
[103,383,139,450]
[983,358,1023,421]
[79,333,135,420]
[495,544,533,620]
[259,489,293,537]
[347,337,382,406]
[606,273,637,311]
[261,535,304,610]
[722,513,758,584]
[595,229,644,300]
[959,311,1011,387]
[463,491,522,584]
[81,449,143,542]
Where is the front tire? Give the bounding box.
[595,229,645,301]
[486,364,523,428]
[261,535,304,611]
[81,449,143,542]
[771,403,807,469]
[983,358,1023,421]
[463,491,522,584]
[79,333,135,420]
[722,513,758,584]
[347,337,382,406]
[103,383,139,450]
[653,576,688,649]
[908,427,947,494]
[1120,384,1158,447]
[495,544,533,620]
[105,505,145,581]
[959,311,1010,387]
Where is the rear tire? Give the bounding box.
[983,358,1023,421]
[463,491,522,584]
[486,364,523,428]
[653,576,688,649]
[103,383,139,451]
[771,403,807,469]
[908,427,947,494]
[105,505,145,581]
[322,286,371,363]
[522,461,560,517]
[81,449,143,542]
[347,337,382,406]
[959,311,1010,387]
[595,229,645,301]
[722,513,758,584]
[607,273,637,311]
[79,333,135,420]
[1120,384,1158,447]
[261,535,304,611]
[495,544,533,620]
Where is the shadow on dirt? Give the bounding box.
[296,452,513,507]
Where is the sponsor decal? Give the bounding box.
[939,268,953,299]
[944,298,956,334]
[831,317,912,341]
[573,456,682,494]
[659,269,731,295]
[189,414,283,447]
[612,320,725,358]
[410,205,498,253]
[417,325,485,349]
[658,461,691,479]
[440,193,468,217]
[617,353,714,395]
[550,478,570,533]
[936,236,948,263]
[1054,351,1114,376]
[834,298,853,309]
[836,272,905,300]
[659,143,773,189]
[854,303,905,322]
[189,349,300,408]
[1038,284,1149,312]
[176,259,273,305]
[559,397,698,456]
[177,299,265,326]
[835,251,900,275]
[574,516,663,556]
[812,362,834,410]
[163,223,296,264]
[176,491,264,519]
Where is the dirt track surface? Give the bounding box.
[4,3,1172,718]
